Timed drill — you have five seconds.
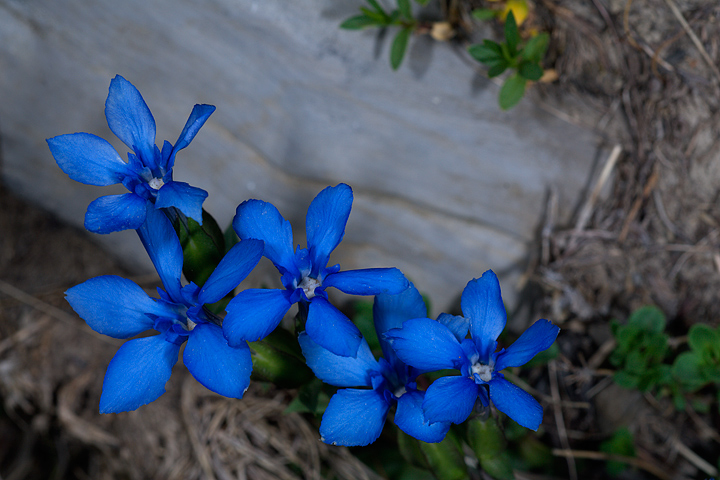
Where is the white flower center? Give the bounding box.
[471,363,493,383]
[149,177,165,190]
[393,385,407,398]
[298,276,322,300]
[185,318,197,331]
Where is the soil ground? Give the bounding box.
[1,0,720,479]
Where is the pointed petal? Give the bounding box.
[99,335,180,413]
[395,390,451,443]
[137,206,183,302]
[373,283,427,365]
[155,181,208,224]
[383,318,465,371]
[223,289,292,345]
[422,375,478,424]
[494,319,560,371]
[105,75,156,163]
[198,239,264,305]
[437,313,470,343]
[462,271,507,362]
[233,199,295,273]
[306,184,353,271]
[489,377,543,430]
[319,388,389,446]
[66,275,173,338]
[168,104,216,169]
[48,133,131,186]
[184,323,252,398]
[298,333,379,387]
[306,296,361,357]
[323,268,408,296]
[84,193,147,234]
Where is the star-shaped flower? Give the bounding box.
[299,283,450,446]
[384,270,559,430]
[223,183,409,357]
[65,206,263,412]
[47,75,214,233]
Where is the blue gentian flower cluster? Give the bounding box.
[51,76,559,449]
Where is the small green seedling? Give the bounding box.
[672,323,720,394]
[609,306,670,392]
[467,11,549,110]
[341,0,427,70]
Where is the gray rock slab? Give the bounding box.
[0,0,601,314]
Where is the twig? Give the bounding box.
[662,0,720,84]
[0,279,118,347]
[618,164,659,242]
[673,437,718,477]
[552,449,673,480]
[549,361,577,480]
[572,145,622,245]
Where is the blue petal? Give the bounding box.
[183,323,252,398]
[198,239,264,305]
[422,375,478,424]
[137,206,183,302]
[306,184,353,273]
[394,390,451,443]
[489,377,543,431]
[104,75,157,165]
[437,313,470,342]
[233,199,296,274]
[494,319,560,371]
[319,388,389,446]
[167,104,216,170]
[99,335,180,413]
[84,193,147,234]
[155,181,208,224]
[48,133,132,186]
[462,271,507,362]
[323,268,409,296]
[223,289,292,345]
[383,318,465,371]
[66,275,175,338]
[306,296,362,357]
[373,283,427,365]
[298,332,379,387]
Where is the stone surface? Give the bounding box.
[0,0,601,313]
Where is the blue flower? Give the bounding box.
[384,270,560,431]
[223,183,409,358]
[299,284,450,446]
[65,206,264,413]
[47,75,214,234]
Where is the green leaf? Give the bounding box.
[487,59,510,78]
[414,0,430,5]
[479,451,515,480]
[504,11,520,56]
[418,431,468,480]
[672,352,707,392]
[397,0,412,20]
[467,418,506,458]
[351,301,382,354]
[688,323,719,356]
[498,74,526,110]
[600,428,635,477]
[340,14,379,30]
[518,61,544,81]
[613,370,638,389]
[468,43,503,63]
[522,33,549,63]
[472,8,499,21]
[627,305,666,333]
[360,7,389,24]
[366,0,386,15]
[390,27,412,70]
[249,328,315,389]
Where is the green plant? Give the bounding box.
[599,428,636,477]
[672,323,720,395]
[609,306,670,392]
[341,0,428,70]
[467,11,549,110]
